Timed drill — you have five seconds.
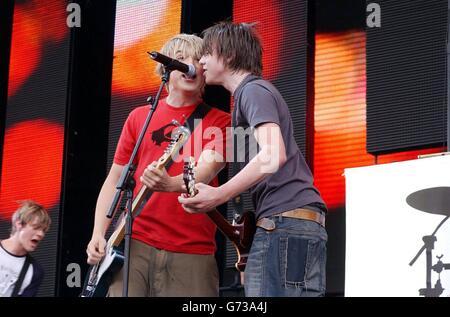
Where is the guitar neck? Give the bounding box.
[104,127,190,250]
[108,184,151,247]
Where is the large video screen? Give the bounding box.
[0,0,70,296]
[108,0,182,165]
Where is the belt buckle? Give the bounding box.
[256,217,276,231]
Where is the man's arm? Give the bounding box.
[140,149,226,193]
[86,163,123,265]
[179,122,287,213]
[221,122,286,200]
[195,149,227,185]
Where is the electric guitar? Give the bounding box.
[182,157,255,272]
[80,123,191,297]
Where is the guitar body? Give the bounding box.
[80,245,124,297]
[183,157,256,272]
[216,210,255,272]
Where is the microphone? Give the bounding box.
[148,51,196,79]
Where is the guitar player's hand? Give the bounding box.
[178,183,226,213]
[141,161,178,192]
[86,234,106,265]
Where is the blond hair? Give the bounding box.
[155,33,204,77]
[11,200,51,235]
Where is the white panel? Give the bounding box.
[345,154,450,297]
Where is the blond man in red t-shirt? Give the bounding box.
[86,34,230,297]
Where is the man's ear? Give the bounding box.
[14,220,24,232]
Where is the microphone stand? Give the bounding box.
[409,215,449,297]
[106,69,170,297]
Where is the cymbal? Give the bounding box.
[406,187,450,216]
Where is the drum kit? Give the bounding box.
[406,187,450,297]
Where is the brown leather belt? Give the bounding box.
[256,208,326,231]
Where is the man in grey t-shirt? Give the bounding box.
[179,22,327,297]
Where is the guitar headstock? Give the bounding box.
[156,120,190,168]
[183,157,197,197]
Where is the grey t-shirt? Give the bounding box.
[232,75,326,220]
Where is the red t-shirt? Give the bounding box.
[114,98,230,255]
